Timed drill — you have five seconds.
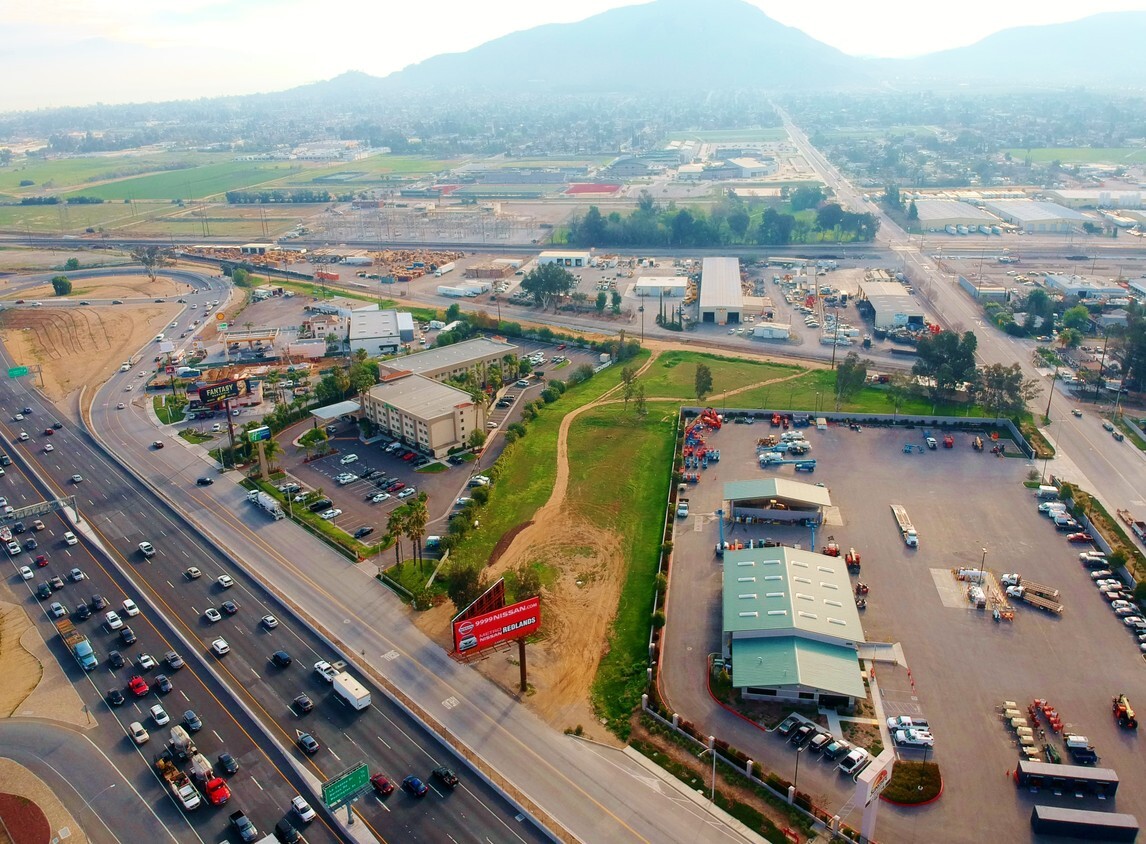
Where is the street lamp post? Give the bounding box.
[793,744,804,793]
[82,783,116,813]
[980,548,986,585]
[638,305,645,344]
[708,735,716,804]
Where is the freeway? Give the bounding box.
[0,429,344,844]
[0,374,549,842]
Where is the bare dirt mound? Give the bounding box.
[0,305,176,402]
[0,793,48,844]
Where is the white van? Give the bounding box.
[1036,485,1059,500]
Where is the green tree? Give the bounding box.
[790,185,825,211]
[1057,327,1082,349]
[694,363,713,403]
[621,365,637,408]
[635,384,647,417]
[1061,305,1091,332]
[912,330,978,406]
[520,263,576,312]
[297,426,329,459]
[580,206,607,245]
[130,245,174,283]
[447,562,487,613]
[1024,288,1052,319]
[885,373,913,415]
[974,363,1041,420]
[387,506,409,567]
[834,351,869,407]
[405,494,429,565]
[445,303,462,322]
[232,268,253,288]
[467,429,487,450]
[64,257,80,271]
[816,203,845,231]
[595,291,607,313]
[50,275,72,296]
[727,208,750,240]
[907,200,919,221]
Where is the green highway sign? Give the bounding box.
[7,366,29,378]
[218,322,228,330]
[321,762,370,809]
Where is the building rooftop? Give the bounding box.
[729,637,866,699]
[367,372,475,419]
[913,199,998,222]
[982,199,1087,223]
[634,276,688,289]
[699,257,743,311]
[388,337,518,375]
[309,400,361,422]
[723,478,832,508]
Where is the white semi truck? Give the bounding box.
[890,504,918,547]
[247,489,284,520]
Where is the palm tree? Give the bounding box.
[387,506,408,567]
[404,494,429,567]
[261,437,282,471]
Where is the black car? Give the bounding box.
[36,583,53,600]
[120,626,137,645]
[293,694,314,713]
[353,526,375,539]
[221,600,239,615]
[51,422,62,430]
[24,537,38,551]
[432,765,459,788]
[196,477,214,486]
[307,499,333,513]
[154,674,173,694]
[22,407,31,415]
[183,710,203,732]
[447,455,465,465]
[90,594,108,610]
[218,753,240,774]
[359,468,377,479]
[75,604,92,621]
[12,522,26,534]
[791,723,815,745]
[297,732,319,754]
[108,650,125,669]
[271,650,292,668]
[106,688,126,707]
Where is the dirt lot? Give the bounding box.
[0,605,42,717]
[0,272,180,302]
[0,248,132,274]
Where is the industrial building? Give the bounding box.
[912,200,999,232]
[751,322,791,340]
[361,371,484,458]
[1042,274,1125,300]
[383,336,518,383]
[1047,189,1144,210]
[724,479,831,525]
[538,250,591,268]
[632,277,688,298]
[347,309,416,357]
[981,200,1087,234]
[857,280,924,330]
[698,257,744,325]
[727,158,776,179]
[721,546,867,707]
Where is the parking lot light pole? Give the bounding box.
[793,744,804,793]
[708,736,716,804]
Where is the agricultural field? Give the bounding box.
[666,128,788,143]
[1005,147,1146,165]
[0,202,144,234]
[62,160,306,201]
[273,155,462,187]
[0,152,220,199]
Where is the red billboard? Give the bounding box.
[452,596,540,654]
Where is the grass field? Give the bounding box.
[666,129,788,143]
[0,152,225,198]
[0,202,143,233]
[572,405,675,738]
[275,156,461,186]
[641,350,802,401]
[63,161,305,201]
[1005,147,1146,165]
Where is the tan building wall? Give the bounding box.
[361,374,484,457]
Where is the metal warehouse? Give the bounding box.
[857,280,924,330]
[699,257,744,325]
[633,277,688,298]
[913,200,999,231]
[981,200,1087,233]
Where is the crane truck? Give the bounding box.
[890,504,918,546]
[1005,585,1063,614]
[999,574,1060,599]
[247,489,284,520]
[55,618,97,670]
[156,756,202,811]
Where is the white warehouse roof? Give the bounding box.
[913,200,998,224]
[981,200,1086,224]
[699,257,743,311]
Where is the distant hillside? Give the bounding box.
[885,11,1146,86]
[378,0,866,93]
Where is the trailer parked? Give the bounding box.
[890,504,918,546]
[1005,585,1063,614]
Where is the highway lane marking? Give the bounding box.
[375,735,391,750]
[328,748,341,762]
[250,776,264,791]
[180,690,190,702]
[213,730,224,742]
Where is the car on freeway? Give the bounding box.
[150,704,170,726]
[293,694,314,713]
[217,574,234,588]
[165,650,185,670]
[108,650,125,669]
[262,615,279,629]
[314,661,337,682]
[75,604,92,621]
[432,765,459,788]
[221,600,239,615]
[218,753,240,775]
[35,555,49,567]
[106,688,126,707]
[63,532,78,545]
[117,403,125,410]
[196,477,214,486]
[122,598,139,616]
[43,443,54,452]
[31,520,44,531]
[120,626,137,645]
[5,541,21,556]
[49,601,67,618]
[128,722,150,745]
[154,674,173,694]
[271,651,293,668]
[297,732,319,754]
[183,710,203,732]
[185,566,202,579]
[23,538,37,551]
[211,638,230,655]
[401,776,428,798]
[370,774,395,796]
[291,795,317,822]
[138,653,157,670]
[128,675,149,697]
[138,541,155,557]
[105,611,124,630]
[18,565,33,580]
[90,594,108,610]
[205,607,222,623]
[47,575,64,590]
[69,567,86,582]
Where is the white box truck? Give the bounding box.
[332,671,371,710]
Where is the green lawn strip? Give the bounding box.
[415,462,447,474]
[639,350,801,401]
[570,405,675,739]
[63,161,307,201]
[178,429,212,444]
[1005,147,1146,165]
[383,558,446,602]
[153,395,187,424]
[244,478,389,560]
[1113,417,1146,451]
[445,357,640,573]
[881,760,942,803]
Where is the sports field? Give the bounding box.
[1005,147,1146,165]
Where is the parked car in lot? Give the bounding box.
[790,723,815,745]
[894,728,935,748]
[838,748,871,776]
[822,738,852,759]
[397,488,417,499]
[775,714,801,736]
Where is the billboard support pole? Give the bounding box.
[256,440,268,480]
[225,398,238,468]
[518,638,527,693]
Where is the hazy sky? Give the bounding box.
[5,0,1145,111]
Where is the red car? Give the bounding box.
[35,554,49,567]
[203,777,232,805]
[402,452,415,462]
[43,428,54,436]
[1067,532,1094,543]
[128,675,150,697]
[387,481,405,493]
[370,773,395,796]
